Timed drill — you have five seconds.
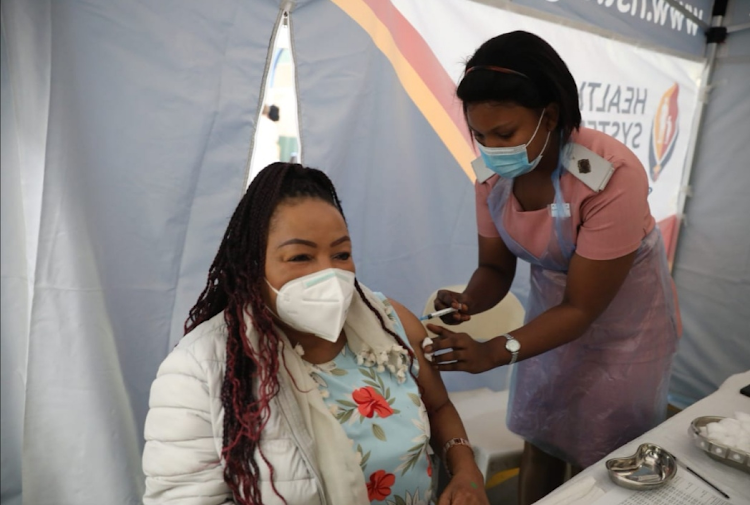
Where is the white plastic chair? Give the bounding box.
[423,285,526,494]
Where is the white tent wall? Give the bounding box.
[1,0,748,504]
[0,1,279,503]
[2,3,52,503]
[292,0,481,319]
[670,0,750,407]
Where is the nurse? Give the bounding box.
[423,31,681,504]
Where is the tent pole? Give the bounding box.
[726,22,750,34]
[675,3,727,227]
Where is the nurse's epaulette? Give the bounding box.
[564,143,614,192]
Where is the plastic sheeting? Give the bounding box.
[1,18,28,505]
[1,0,748,503]
[1,1,277,503]
[669,1,750,408]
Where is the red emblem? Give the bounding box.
[649,83,680,181]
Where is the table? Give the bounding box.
[535,370,750,505]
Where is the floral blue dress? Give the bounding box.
[305,299,433,505]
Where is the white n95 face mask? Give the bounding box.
[267,268,356,342]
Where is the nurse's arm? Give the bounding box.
[487,250,637,365]
[460,235,518,314]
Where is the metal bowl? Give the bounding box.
[689,416,750,474]
[606,443,677,490]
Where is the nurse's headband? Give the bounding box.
[463,65,529,79]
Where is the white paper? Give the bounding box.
[591,475,732,505]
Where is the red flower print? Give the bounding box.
[352,386,393,419]
[426,453,433,477]
[366,469,396,501]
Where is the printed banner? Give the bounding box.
[390,0,705,254]
[577,75,695,223]
[506,0,711,57]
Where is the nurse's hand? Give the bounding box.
[423,325,495,374]
[434,290,472,325]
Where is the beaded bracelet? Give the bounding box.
[442,437,473,471]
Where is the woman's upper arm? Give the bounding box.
[576,160,652,261]
[143,347,233,505]
[387,299,451,413]
[475,178,516,291]
[564,161,648,320]
[564,251,636,322]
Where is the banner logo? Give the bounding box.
[649,83,680,181]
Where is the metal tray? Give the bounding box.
[606,443,677,490]
[689,416,750,474]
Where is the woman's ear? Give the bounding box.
[545,103,560,132]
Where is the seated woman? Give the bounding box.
[142,163,488,505]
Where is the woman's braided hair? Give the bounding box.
[184,162,416,504]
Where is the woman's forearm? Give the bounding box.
[486,302,593,366]
[484,251,637,367]
[428,401,484,479]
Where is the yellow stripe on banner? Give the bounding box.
[331,0,476,182]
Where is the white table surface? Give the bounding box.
[535,370,750,505]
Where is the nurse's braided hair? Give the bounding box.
[184,162,416,505]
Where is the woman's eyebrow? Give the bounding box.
[330,236,351,247]
[277,238,317,249]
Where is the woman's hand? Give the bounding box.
[434,290,472,325]
[423,325,497,374]
[438,471,490,505]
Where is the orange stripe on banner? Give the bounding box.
[331,0,476,182]
[361,0,473,146]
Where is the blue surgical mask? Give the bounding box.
[477,111,550,179]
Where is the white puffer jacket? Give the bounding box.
[142,312,326,505]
